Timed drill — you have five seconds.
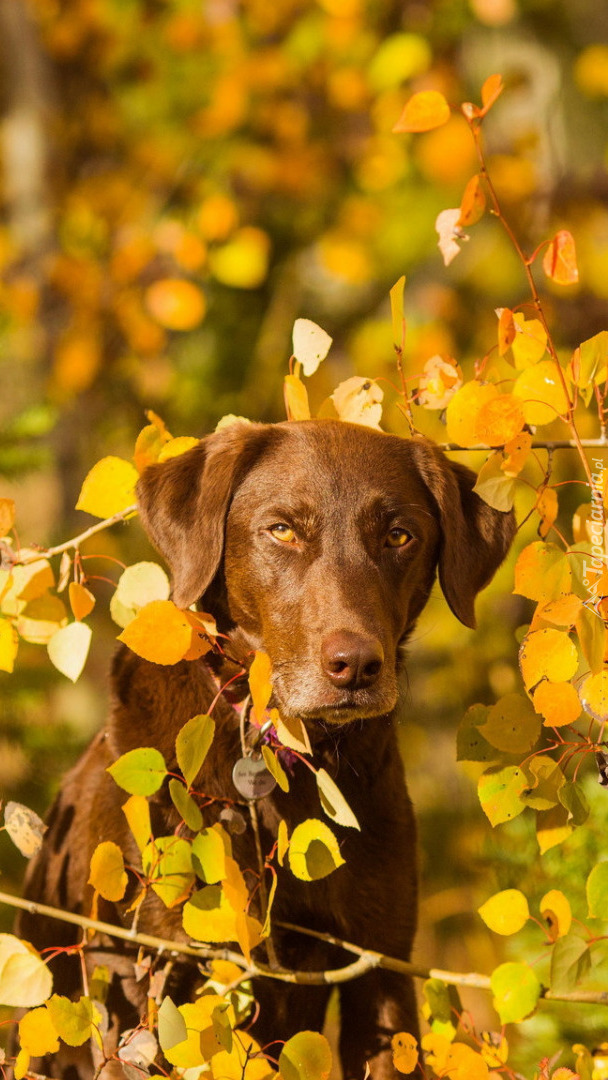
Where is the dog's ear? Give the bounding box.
[411,439,516,629]
[136,422,274,609]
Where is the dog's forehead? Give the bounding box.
[232,420,434,511]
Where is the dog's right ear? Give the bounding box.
[136,422,274,609]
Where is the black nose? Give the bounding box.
[321,631,384,690]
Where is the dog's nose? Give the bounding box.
[321,631,384,690]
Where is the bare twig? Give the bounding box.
[12,505,138,566]
[2,890,607,1005]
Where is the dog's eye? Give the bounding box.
[269,523,297,544]
[385,527,412,548]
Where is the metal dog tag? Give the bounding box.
[232,756,276,800]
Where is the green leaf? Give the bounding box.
[576,601,607,674]
[0,934,53,1007]
[478,889,530,935]
[107,747,167,796]
[550,932,591,994]
[47,995,100,1047]
[142,836,195,908]
[191,827,227,884]
[175,713,215,788]
[478,765,527,826]
[288,819,345,881]
[279,1031,333,1080]
[479,693,541,754]
[315,768,360,830]
[211,1003,233,1054]
[422,978,457,1038]
[261,745,290,792]
[157,995,188,1054]
[521,756,565,811]
[490,962,541,1024]
[586,860,608,918]
[456,704,497,763]
[558,780,590,826]
[169,778,203,832]
[473,452,516,511]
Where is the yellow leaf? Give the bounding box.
[209,227,270,289]
[519,629,578,691]
[68,581,95,621]
[512,360,571,426]
[478,889,530,935]
[76,457,138,519]
[18,594,68,645]
[163,996,232,1068]
[445,381,497,446]
[579,669,608,722]
[513,542,572,603]
[510,313,547,369]
[118,599,193,665]
[47,622,92,682]
[4,801,46,858]
[497,307,516,356]
[389,275,406,349]
[110,562,170,629]
[211,1033,274,1080]
[133,413,173,472]
[533,681,582,727]
[443,1043,489,1080]
[392,1032,418,1074]
[331,376,383,429]
[122,794,151,853]
[535,593,582,627]
[182,884,239,943]
[142,836,194,908]
[540,888,572,939]
[19,1006,59,1056]
[157,436,200,461]
[88,841,128,902]
[145,278,206,330]
[277,819,289,866]
[284,373,311,421]
[536,804,573,853]
[274,709,312,755]
[249,650,273,723]
[392,90,451,133]
[288,819,345,881]
[279,1031,333,1080]
[0,618,18,673]
[0,498,15,536]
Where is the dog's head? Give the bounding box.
[137,420,515,724]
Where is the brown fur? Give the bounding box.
[19,420,515,1080]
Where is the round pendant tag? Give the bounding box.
[232,756,277,800]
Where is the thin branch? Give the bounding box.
[11,505,139,566]
[436,439,608,453]
[2,890,607,1005]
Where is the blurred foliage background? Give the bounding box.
[1,0,608,1070]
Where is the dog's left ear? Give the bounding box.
[411,439,516,629]
[137,422,276,609]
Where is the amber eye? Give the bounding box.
[269,523,297,543]
[386,527,411,548]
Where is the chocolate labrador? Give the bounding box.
[19,419,515,1080]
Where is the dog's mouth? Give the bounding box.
[271,687,398,727]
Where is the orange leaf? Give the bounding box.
[118,600,193,665]
[284,373,311,421]
[249,651,272,724]
[68,582,95,621]
[497,307,516,356]
[458,175,486,227]
[533,680,582,728]
[392,90,451,133]
[481,73,504,114]
[536,593,582,627]
[537,487,558,539]
[145,279,206,331]
[502,431,532,477]
[182,611,214,661]
[475,394,525,447]
[542,230,579,286]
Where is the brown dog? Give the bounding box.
[19,419,514,1080]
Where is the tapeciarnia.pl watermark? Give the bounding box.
[582,457,606,613]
